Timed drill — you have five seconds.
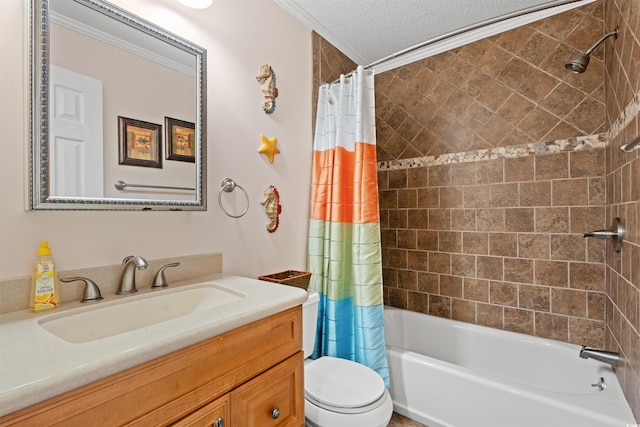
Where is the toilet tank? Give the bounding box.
[302,290,319,358]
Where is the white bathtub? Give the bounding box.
[384,307,636,427]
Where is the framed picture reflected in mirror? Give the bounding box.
[118,116,162,168]
[165,117,196,163]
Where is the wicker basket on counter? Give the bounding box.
[258,270,311,290]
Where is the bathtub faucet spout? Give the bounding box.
[579,346,620,367]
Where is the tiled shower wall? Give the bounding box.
[378,150,607,346]
[604,0,640,419]
[312,0,639,419]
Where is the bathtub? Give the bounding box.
[384,307,636,427]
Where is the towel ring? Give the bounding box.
[218,178,249,218]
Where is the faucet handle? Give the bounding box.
[151,262,180,289]
[60,277,104,303]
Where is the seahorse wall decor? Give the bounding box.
[256,64,278,114]
[260,185,281,233]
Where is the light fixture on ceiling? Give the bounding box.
[177,0,212,9]
[565,27,618,73]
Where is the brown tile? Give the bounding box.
[450,163,477,186]
[388,210,408,229]
[398,189,417,208]
[570,149,605,178]
[504,258,534,284]
[489,233,518,257]
[429,295,452,318]
[551,288,586,317]
[452,299,476,323]
[518,234,550,259]
[535,207,569,233]
[490,281,518,307]
[397,270,418,291]
[463,185,490,208]
[477,209,505,232]
[451,254,476,277]
[535,312,568,341]
[535,260,568,287]
[464,278,490,302]
[407,168,428,188]
[397,230,417,249]
[476,159,504,184]
[407,291,429,314]
[440,275,463,298]
[518,107,559,142]
[388,288,408,309]
[496,57,534,91]
[569,262,605,291]
[451,209,477,231]
[417,230,438,251]
[519,181,551,206]
[417,272,439,294]
[587,291,605,321]
[463,232,488,254]
[496,92,537,123]
[535,153,568,180]
[385,249,408,269]
[440,187,463,208]
[519,284,551,311]
[568,318,604,348]
[407,251,428,272]
[569,206,605,234]
[504,156,535,182]
[517,67,559,104]
[504,308,534,335]
[429,252,451,274]
[477,256,504,280]
[552,179,589,206]
[550,234,586,262]
[417,188,439,208]
[429,209,451,230]
[439,231,461,253]
[477,303,504,328]
[490,183,519,207]
[505,208,535,232]
[429,165,451,187]
[408,210,430,229]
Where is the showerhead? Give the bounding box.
[565,27,618,74]
[565,53,590,73]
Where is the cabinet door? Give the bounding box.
[231,352,304,427]
[171,395,230,427]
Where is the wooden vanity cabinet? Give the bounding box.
[0,306,304,427]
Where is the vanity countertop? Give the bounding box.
[0,274,308,417]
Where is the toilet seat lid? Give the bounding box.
[305,357,386,412]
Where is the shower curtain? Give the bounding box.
[307,65,390,386]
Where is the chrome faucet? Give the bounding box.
[116,256,148,295]
[579,346,620,367]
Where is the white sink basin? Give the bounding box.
[38,284,245,343]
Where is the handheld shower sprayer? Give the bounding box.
[565,27,618,73]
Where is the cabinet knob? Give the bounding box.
[214,417,224,427]
[271,408,280,419]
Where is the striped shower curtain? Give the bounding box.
[307,65,389,386]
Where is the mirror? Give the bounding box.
[28,0,207,210]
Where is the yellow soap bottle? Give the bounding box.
[30,241,59,311]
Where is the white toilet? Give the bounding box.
[302,290,393,427]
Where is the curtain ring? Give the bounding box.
[218,178,249,218]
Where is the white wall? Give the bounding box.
[0,0,312,280]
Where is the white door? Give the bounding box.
[49,65,104,197]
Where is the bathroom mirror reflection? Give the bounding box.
[28,0,207,210]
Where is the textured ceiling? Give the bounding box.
[276,0,596,71]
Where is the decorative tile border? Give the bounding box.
[608,92,640,141]
[377,134,607,171]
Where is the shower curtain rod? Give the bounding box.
[327,0,593,84]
